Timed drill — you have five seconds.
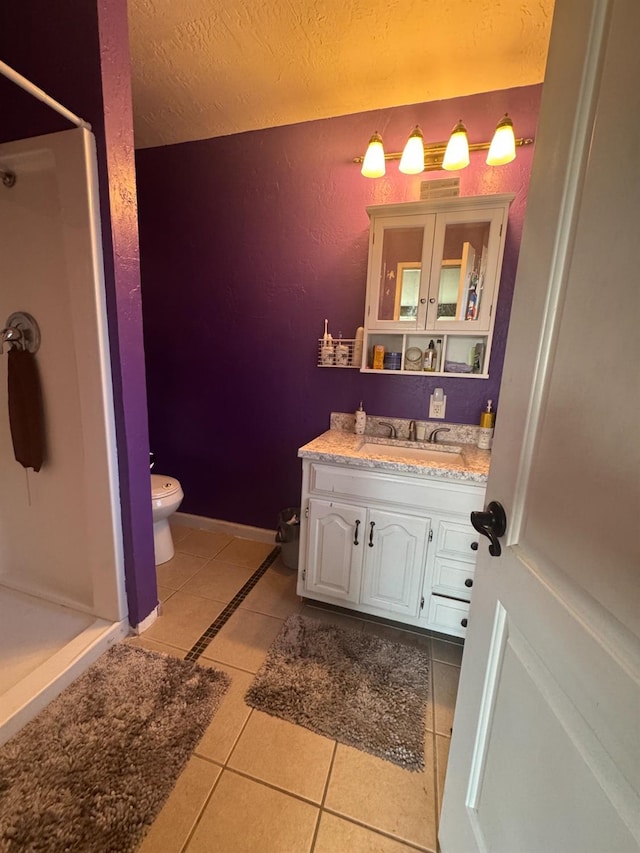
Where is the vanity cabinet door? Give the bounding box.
[305,499,364,603]
[360,508,430,617]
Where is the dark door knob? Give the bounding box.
[470,541,479,551]
[464,578,473,588]
[470,501,507,557]
[461,618,468,628]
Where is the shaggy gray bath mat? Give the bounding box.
[245,614,430,771]
[0,643,230,852]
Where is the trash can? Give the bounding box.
[276,507,300,570]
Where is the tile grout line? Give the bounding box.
[309,741,338,852]
[184,546,281,662]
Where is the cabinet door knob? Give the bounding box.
[354,519,360,546]
[368,521,376,547]
[420,298,427,304]
[470,541,479,551]
[429,297,435,304]
[461,618,468,628]
[464,578,473,588]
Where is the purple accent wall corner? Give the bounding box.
[1,0,157,625]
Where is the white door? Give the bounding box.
[440,1,640,851]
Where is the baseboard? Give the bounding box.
[173,512,276,545]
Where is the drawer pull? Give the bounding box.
[354,519,360,546]
[464,578,473,588]
[461,618,468,628]
[369,521,376,547]
[470,541,479,551]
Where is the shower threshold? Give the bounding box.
[0,587,129,747]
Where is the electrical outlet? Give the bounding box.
[429,394,447,419]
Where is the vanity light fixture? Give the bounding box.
[442,120,470,171]
[355,114,532,176]
[361,131,386,178]
[399,126,425,174]
[486,113,516,165]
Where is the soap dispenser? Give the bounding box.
[478,400,495,449]
[355,401,367,435]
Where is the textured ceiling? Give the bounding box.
[128,0,554,150]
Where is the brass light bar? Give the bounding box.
[354,137,534,172]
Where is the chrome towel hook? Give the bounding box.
[1,312,41,354]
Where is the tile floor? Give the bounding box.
[127,523,463,853]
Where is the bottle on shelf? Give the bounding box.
[478,400,496,449]
[352,326,364,368]
[354,401,367,435]
[423,339,437,372]
[435,338,443,372]
[372,344,385,370]
[335,332,349,366]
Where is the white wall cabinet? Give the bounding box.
[362,194,514,378]
[297,459,485,638]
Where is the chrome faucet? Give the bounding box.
[378,421,397,439]
[408,420,417,441]
[427,427,450,443]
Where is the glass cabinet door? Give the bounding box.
[425,207,506,331]
[366,214,436,330]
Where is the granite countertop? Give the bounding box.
[298,428,491,484]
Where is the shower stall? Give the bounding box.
[0,127,129,745]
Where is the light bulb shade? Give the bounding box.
[361,132,386,178]
[487,114,516,165]
[399,126,425,174]
[442,120,470,170]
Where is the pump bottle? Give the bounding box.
[478,400,495,449]
[423,340,437,372]
[355,401,367,435]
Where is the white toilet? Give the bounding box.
[151,474,184,565]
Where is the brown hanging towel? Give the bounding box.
[7,347,46,471]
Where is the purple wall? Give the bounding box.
[136,85,542,531]
[1,0,157,625]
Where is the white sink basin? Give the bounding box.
[359,442,464,465]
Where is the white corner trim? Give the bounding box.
[132,605,159,635]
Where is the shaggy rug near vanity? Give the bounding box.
[245,614,430,771]
[0,643,230,852]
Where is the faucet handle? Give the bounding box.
[377,421,397,439]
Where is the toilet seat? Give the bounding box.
[151,474,182,500]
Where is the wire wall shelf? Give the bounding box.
[317,338,361,368]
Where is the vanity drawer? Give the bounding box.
[309,463,485,515]
[435,520,479,560]
[427,595,470,638]
[431,558,474,600]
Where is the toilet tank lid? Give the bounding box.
[151,474,182,499]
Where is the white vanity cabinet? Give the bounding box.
[297,459,485,638]
[362,194,514,378]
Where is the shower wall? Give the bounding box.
[0,128,126,622]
